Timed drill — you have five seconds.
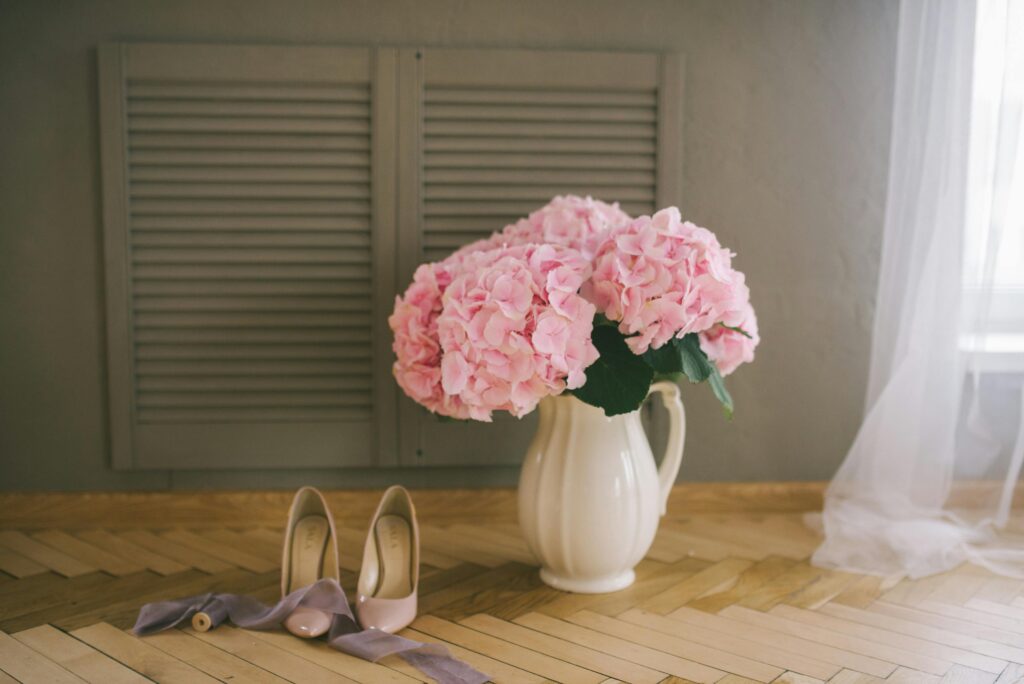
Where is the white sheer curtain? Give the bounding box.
[812,0,1024,579]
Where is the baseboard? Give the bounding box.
[0,481,828,529]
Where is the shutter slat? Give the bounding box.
[424,186,655,202]
[128,116,371,134]
[131,247,370,264]
[131,215,368,231]
[128,81,368,101]
[130,149,370,166]
[131,182,369,199]
[425,87,656,107]
[131,231,371,248]
[133,264,370,280]
[426,104,655,123]
[130,198,370,215]
[424,152,654,170]
[137,407,368,423]
[137,392,369,408]
[137,376,372,392]
[119,71,374,426]
[133,279,371,296]
[137,359,370,375]
[136,343,371,361]
[425,120,655,138]
[129,132,370,151]
[134,328,372,344]
[424,136,655,154]
[134,311,372,328]
[127,99,370,118]
[134,296,370,312]
[424,168,655,186]
[130,166,369,183]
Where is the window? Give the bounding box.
[962,0,1024,370]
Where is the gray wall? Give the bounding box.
[0,0,897,491]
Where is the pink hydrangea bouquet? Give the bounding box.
[389,195,759,420]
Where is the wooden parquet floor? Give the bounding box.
[2,493,1024,683]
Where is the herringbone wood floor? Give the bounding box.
[1,489,1023,683]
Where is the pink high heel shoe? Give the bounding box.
[355,486,420,633]
[280,486,340,638]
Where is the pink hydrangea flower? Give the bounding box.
[699,303,760,376]
[587,207,758,372]
[390,243,598,421]
[465,195,632,260]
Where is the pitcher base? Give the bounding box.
[539,567,635,594]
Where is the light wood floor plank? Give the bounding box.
[447,525,538,566]
[141,627,289,683]
[0,630,86,683]
[461,613,665,684]
[71,622,219,683]
[566,610,783,682]
[0,531,95,577]
[118,530,232,574]
[412,614,605,684]
[719,605,952,675]
[0,545,48,579]
[819,602,1024,663]
[829,668,884,684]
[13,624,148,683]
[656,523,767,562]
[887,666,941,684]
[197,528,280,564]
[539,558,711,620]
[972,578,1021,604]
[161,529,275,573]
[867,601,1024,649]
[419,525,511,568]
[512,612,725,684]
[911,600,1024,636]
[737,563,826,611]
[188,624,355,682]
[32,530,145,577]
[637,558,754,614]
[666,606,894,677]
[248,626,421,683]
[618,609,840,680]
[964,598,1024,622]
[686,557,795,613]
[769,605,1006,673]
[76,530,189,576]
[403,626,547,684]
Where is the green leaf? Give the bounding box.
[676,334,714,384]
[570,326,654,416]
[642,341,683,374]
[707,364,735,418]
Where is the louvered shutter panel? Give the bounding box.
[396,48,684,466]
[100,44,398,469]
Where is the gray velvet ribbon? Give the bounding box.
[133,578,489,684]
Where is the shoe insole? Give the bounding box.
[373,514,413,599]
[289,515,329,593]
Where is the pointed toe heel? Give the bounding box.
[280,486,341,638]
[355,486,420,633]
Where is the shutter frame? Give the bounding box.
[99,44,135,470]
[99,43,395,470]
[396,47,685,467]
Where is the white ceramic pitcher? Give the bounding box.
[517,381,686,593]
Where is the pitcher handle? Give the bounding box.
[647,381,686,516]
